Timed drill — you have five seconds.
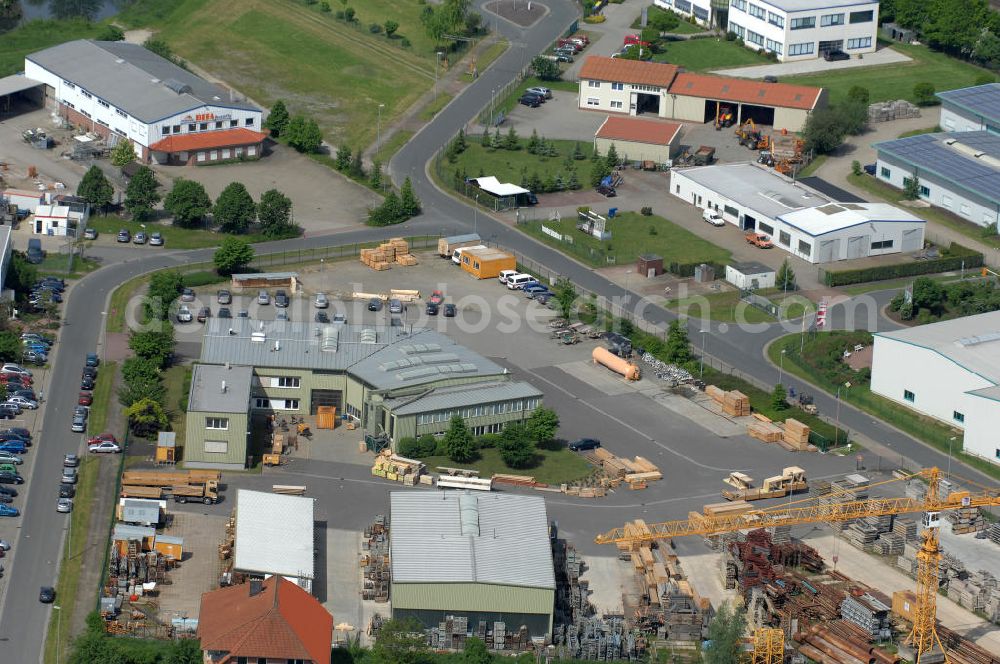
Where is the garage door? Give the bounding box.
[846,236,870,259]
[901,229,922,252]
[310,389,342,414]
[817,239,839,263]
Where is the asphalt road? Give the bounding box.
[0,1,990,660]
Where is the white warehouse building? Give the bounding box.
[871,311,1000,466]
[936,83,1000,134]
[874,131,1000,229]
[24,40,266,165]
[727,0,878,61]
[670,163,925,263]
[653,0,717,27]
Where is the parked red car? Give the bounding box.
[428,290,445,306]
[86,433,118,447]
[78,392,93,406]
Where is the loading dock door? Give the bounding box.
[310,389,342,415]
[846,236,870,259]
[742,214,756,231]
[901,229,922,252]
[818,239,839,262]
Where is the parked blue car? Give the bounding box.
[0,441,27,454]
[0,504,20,517]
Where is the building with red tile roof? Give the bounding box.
[594,116,682,164]
[148,128,267,165]
[198,576,333,664]
[576,55,825,132]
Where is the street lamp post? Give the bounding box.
[474,193,479,235]
[375,103,385,161]
[948,436,956,476]
[700,328,708,379]
[777,348,786,385]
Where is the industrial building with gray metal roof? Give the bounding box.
[874,131,1000,228]
[187,319,544,465]
[937,83,1000,133]
[389,491,555,637]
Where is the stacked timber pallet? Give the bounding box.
[361,515,390,602]
[359,238,417,270]
[747,413,783,443]
[893,517,917,540]
[947,506,986,535]
[371,449,424,485]
[615,519,654,553]
[589,449,662,488]
[706,385,750,416]
[820,474,870,530]
[780,418,811,451]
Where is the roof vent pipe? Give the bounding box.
[221,380,227,393]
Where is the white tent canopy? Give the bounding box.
[472,176,530,197]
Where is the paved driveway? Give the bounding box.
[712,44,911,79]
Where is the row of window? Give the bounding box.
[415,397,541,426]
[195,145,257,161]
[64,82,130,119]
[871,239,894,250]
[730,22,745,39]
[255,375,301,388]
[746,30,764,46]
[748,3,765,19]
[901,390,966,425]
[847,36,872,49]
[254,397,300,410]
[765,38,783,55]
[788,42,814,56]
[206,417,229,430]
[884,167,991,222]
[162,118,254,135]
[675,0,692,13]
[586,80,660,93]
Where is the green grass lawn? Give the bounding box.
[462,39,508,81]
[421,444,594,485]
[87,215,227,250]
[785,40,995,107]
[39,253,100,278]
[520,211,731,269]
[163,365,192,450]
[653,38,771,71]
[898,125,941,138]
[378,130,415,163]
[796,154,827,178]
[447,137,594,186]
[87,360,117,435]
[632,6,705,34]
[118,0,438,149]
[669,289,814,323]
[107,276,146,334]
[846,173,990,246]
[840,272,969,296]
[767,333,1000,480]
[0,18,104,76]
[420,92,454,122]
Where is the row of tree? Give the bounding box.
[368,177,421,226]
[263,100,323,154]
[881,0,1000,68]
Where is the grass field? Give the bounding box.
[520,211,732,269]
[39,253,99,278]
[86,215,230,250]
[632,6,706,34]
[448,137,595,185]
[653,38,771,71]
[420,92,455,121]
[118,0,438,149]
[421,444,594,485]
[669,289,814,323]
[785,40,996,107]
[846,173,989,246]
[107,275,146,334]
[0,18,103,76]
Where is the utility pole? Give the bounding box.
[375,103,385,161]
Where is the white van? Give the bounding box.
[452,244,487,265]
[498,269,518,285]
[506,273,536,290]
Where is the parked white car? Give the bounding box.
[702,209,725,226]
[176,305,193,323]
[5,396,37,410]
[0,364,31,377]
[314,292,329,308]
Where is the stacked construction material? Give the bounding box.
[662,580,706,642]
[388,237,418,266]
[748,418,783,442]
[615,519,654,553]
[874,532,905,556]
[769,525,791,545]
[590,449,662,487]
[893,517,917,540]
[820,474,870,530]
[359,238,418,270]
[781,418,810,450]
[987,522,1000,546]
[946,506,986,535]
[841,593,892,638]
[722,390,750,417]
[371,449,425,485]
[361,514,390,602]
[868,99,921,123]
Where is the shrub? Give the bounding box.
[320,1,330,11]
[725,31,738,41]
[913,82,938,106]
[648,225,658,235]
[640,206,653,216]
[822,243,983,286]
[398,434,438,458]
[369,23,382,33]
[584,14,606,23]
[401,37,411,48]
[477,433,502,449]
[851,160,863,176]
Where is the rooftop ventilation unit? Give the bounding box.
[115,58,124,64]
[250,331,266,343]
[957,331,1000,347]
[360,329,378,344]
[321,326,339,353]
[163,79,191,95]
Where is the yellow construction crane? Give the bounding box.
[595,467,1000,664]
[750,627,784,664]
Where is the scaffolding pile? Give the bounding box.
[360,238,417,271]
[868,99,921,123]
[361,514,390,602]
[818,474,870,530]
[946,506,986,534]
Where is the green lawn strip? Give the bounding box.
[462,39,509,81]
[163,365,192,450]
[448,137,593,185]
[518,212,731,269]
[42,455,100,664]
[767,333,1000,479]
[142,0,432,149]
[38,253,100,279]
[898,125,941,139]
[0,18,105,76]
[796,154,827,179]
[87,361,117,435]
[419,92,455,121]
[785,40,994,106]
[86,215,226,250]
[668,289,813,323]
[840,272,969,296]
[420,445,594,485]
[379,130,415,165]
[846,173,991,246]
[653,38,771,71]
[107,275,147,334]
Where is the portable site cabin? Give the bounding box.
[459,246,516,279]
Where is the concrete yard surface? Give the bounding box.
[324,527,385,646]
[579,555,634,616]
[154,512,229,622]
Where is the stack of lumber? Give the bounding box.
[590,449,662,487]
[390,288,420,302]
[360,246,392,270]
[271,433,285,455]
[722,390,750,417]
[705,385,726,403]
[703,500,755,518]
[615,519,654,552]
[371,449,424,481]
[388,237,418,266]
[748,420,783,442]
[562,486,607,498]
[781,418,810,449]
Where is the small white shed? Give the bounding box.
[725,261,776,290]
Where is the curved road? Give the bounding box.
[0,2,988,661]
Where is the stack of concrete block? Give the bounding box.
[946,506,986,535]
[868,99,921,123]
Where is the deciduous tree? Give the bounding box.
[214,182,256,233]
[163,178,212,228]
[665,320,692,364]
[499,423,535,468]
[264,99,290,137]
[110,139,136,167]
[553,277,577,318]
[126,398,169,437]
[371,619,430,664]
[124,165,160,221]
[77,165,114,214]
[213,236,255,275]
[525,406,559,443]
[384,19,399,36]
[704,602,747,664]
[444,416,475,462]
[128,328,175,368]
[145,270,184,321]
[257,189,295,238]
[530,55,561,81]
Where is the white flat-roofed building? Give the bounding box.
[727,0,878,61]
[653,0,717,27]
[670,163,925,263]
[233,489,315,593]
[871,311,1000,465]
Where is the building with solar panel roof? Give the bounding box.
[184,319,541,468]
[937,83,1000,134]
[874,130,1000,229]
[871,311,1000,466]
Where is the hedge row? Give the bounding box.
[822,243,983,287]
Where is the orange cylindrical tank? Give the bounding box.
[592,347,641,381]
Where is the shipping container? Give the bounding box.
[459,247,516,279]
